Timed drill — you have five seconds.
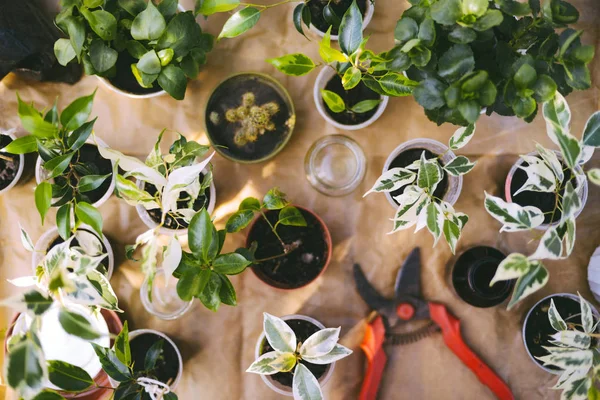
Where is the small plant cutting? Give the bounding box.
[485,93,600,309]
[364,125,477,253]
[4,91,112,239]
[54,0,213,99]
[537,293,600,400]
[247,313,352,400]
[395,0,594,126]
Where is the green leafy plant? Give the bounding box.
[538,294,600,400]
[320,89,381,115]
[364,125,477,253]
[397,0,594,125]
[55,0,213,100]
[246,313,352,400]
[485,93,600,309]
[4,91,110,239]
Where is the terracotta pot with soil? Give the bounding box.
[254,315,334,396]
[246,206,332,289]
[383,138,463,208]
[205,73,296,163]
[303,0,374,40]
[0,130,25,195]
[314,67,388,130]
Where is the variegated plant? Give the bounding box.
[247,313,352,400]
[485,93,600,309]
[97,132,214,295]
[537,294,600,400]
[364,124,477,253]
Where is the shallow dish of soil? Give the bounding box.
[104,52,164,96]
[247,207,331,289]
[323,74,381,126]
[451,246,513,308]
[259,318,328,387]
[205,73,295,163]
[0,134,21,192]
[308,0,368,35]
[130,332,181,389]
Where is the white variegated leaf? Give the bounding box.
[514,155,557,195]
[588,168,600,186]
[405,160,420,170]
[7,276,38,288]
[41,239,72,275]
[246,351,297,375]
[578,146,594,166]
[442,218,461,254]
[425,202,443,246]
[140,234,158,281]
[74,230,104,256]
[389,194,427,234]
[302,344,353,365]
[542,93,581,169]
[19,224,34,252]
[528,217,576,261]
[550,331,592,350]
[417,152,443,193]
[364,168,416,196]
[549,299,568,331]
[146,130,165,168]
[560,182,581,222]
[264,313,297,353]
[484,192,544,232]
[537,348,593,370]
[507,262,549,309]
[162,236,182,287]
[414,207,428,233]
[64,270,121,311]
[162,152,215,214]
[449,123,476,150]
[552,368,589,391]
[443,156,476,176]
[172,208,197,223]
[578,293,594,334]
[561,377,592,400]
[536,145,564,182]
[292,363,323,400]
[97,145,167,187]
[115,175,160,209]
[300,328,340,358]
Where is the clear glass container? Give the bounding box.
[304,135,366,196]
[140,268,193,320]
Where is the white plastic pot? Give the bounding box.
[383,138,463,209]
[254,314,335,397]
[504,150,588,231]
[35,136,116,209]
[314,67,389,131]
[0,129,25,195]
[32,225,115,280]
[306,0,374,41]
[135,168,216,236]
[587,246,600,303]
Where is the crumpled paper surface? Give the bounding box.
[1,0,599,399]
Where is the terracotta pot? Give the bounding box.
[245,206,332,290]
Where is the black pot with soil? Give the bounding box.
[451,246,514,308]
[322,73,382,126]
[0,134,22,193]
[307,0,368,35]
[205,73,295,163]
[130,331,181,395]
[246,207,331,289]
[105,52,164,96]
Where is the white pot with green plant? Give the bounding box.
[0,129,25,195]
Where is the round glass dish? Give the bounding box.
[304,135,366,196]
[141,268,193,320]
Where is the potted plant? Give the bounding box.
[524,293,600,398]
[4,91,114,239]
[363,125,477,253]
[267,1,416,129]
[226,188,333,289]
[54,0,213,100]
[484,93,600,309]
[247,313,352,399]
[0,129,25,195]
[100,323,181,400]
[205,73,296,163]
[394,0,594,126]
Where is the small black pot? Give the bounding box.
[129,330,182,390]
[307,0,368,35]
[0,133,25,194]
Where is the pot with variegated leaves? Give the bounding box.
[363,124,478,254]
[247,313,352,398]
[484,93,600,310]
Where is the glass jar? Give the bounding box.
[140,268,193,320]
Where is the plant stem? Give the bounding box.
[0,153,14,162]
[241,0,300,9]
[259,210,287,249]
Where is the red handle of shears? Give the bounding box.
[429,303,514,400]
[358,315,387,400]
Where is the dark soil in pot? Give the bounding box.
[308,0,368,35]
[324,74,380,125]
[524,295,587,372]
[260,319,328,387]
[144,172,210,230]
[509,160,576,225]
[248,209,329,289]
[130,333,180,393]
[205,74,295,162]
[49,229,109,275]
[388,148,448,203]
[451,246,513,308]
[107,52,163,95]
[0,135,20,191]
[52,143,112,204]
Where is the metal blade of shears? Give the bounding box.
[394,248,422,299]
[353,263,393,312]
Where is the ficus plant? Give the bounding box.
[399,0,594,126]
[54,0,213,100]
[538,294,600,400]
[364,125,477,254]
[246,313,352,400]
[485,93,600,309]
[4,91,110,239]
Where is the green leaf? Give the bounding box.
[495,0,532,16]
[3,135,38,154]
[226,209,255,233]
[90,343,131,382]
[47,360,94,392]
[61,92,96,132]
[394,18,418,42]
[158,65,187,100]
[54,39,76,66]
[323,4,341,28]
[58,309,101,340]
[278,206,307,227]
[461,0,488,17]
[17,94,58,138]
[5,335,46,399]
[444,156,476,176]
[119,0,147,15]
[431,0,462,25]
[218,274,237,306]
[532,75,557,103]
[212,252,251,274]
[82,9,117,41]
[472,9,503,31]
[75,202,103,237]
[113,321,131,366]
[32,391,66,400]
[379,73,416,96]
[177,268,211,301]
[239,197,261,211]
[127,41,147,59]
[438,44,475,82]
[263,187,289,210]
[156,12,203,58]
[35,182,52,224]
[514,64,537,89]
[57,204,71,241]
[508,262,549,309]
[62,15,86,59]
[197,0,240,15]
[513,96,536,118]
[267,53,316,76]
[78,174,111,193]
[293,4,307,37]
[320,89,346,113]
[198,272,222,311]
[131,0,166,40]
[319,27,347,63]
[583,111,600,147]
[448,26,477,44]
[458,100,480,123]
[137,50,162,75]
[157,48,174,67]
[413,79,447,110]
[418,18,436,47]
[188,208,215,263]
[218,7,260,39]
[44,152,74,179]
[342,67,361,90]
[417,152,442,192]
[89,40,118,73]
[338,0,363,55]
[68,119,96,151]
[350,99,381,113]
[157,0,178,17]
[144,339,164,370]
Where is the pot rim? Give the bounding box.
[140,267,194,320]
[31,224,115,280]
[0,129,25,195]
[382,138,463,209]
[504,150,588,231]
[253,314,335,396]
[135,167,216,236]
[245,205,333,290]
[304,0,374,41]
[313,67,389,131]
[35,136,116,209]
[204,71,296,164]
